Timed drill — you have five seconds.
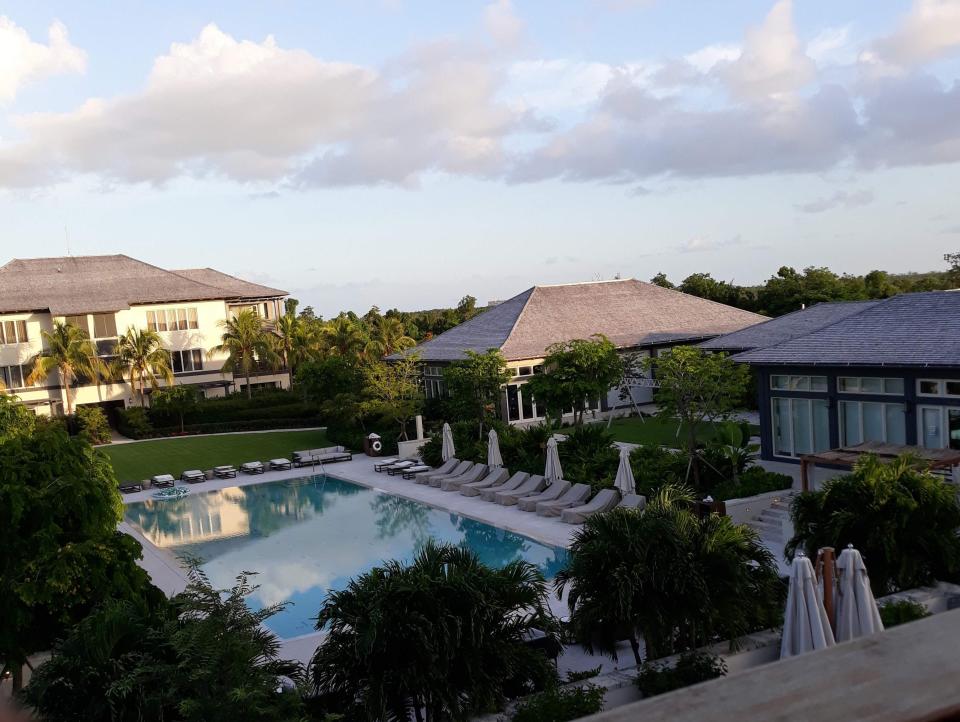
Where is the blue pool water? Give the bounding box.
[124,476,569,638]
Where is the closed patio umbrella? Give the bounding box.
[441,423,455,462]
[835,545,884,642]
[614,445,635,495]
[544,437,563,485]
[781,553,835,659]
[487,429,503,468]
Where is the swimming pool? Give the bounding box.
[124,475,570,638]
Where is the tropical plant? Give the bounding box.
[321,314,368,363]
[359,353,423,441]
[557,485,783,665]
[112,326,174,407]
[510,684,604,722]
[211,309,281,399]
[75,405,111,445]
[787,454,960,595]
[629,444,687,497]
[442,348,512,439]
[311,541,560,721]
[276,298,322,376]
[151,384,201,433]
[0,393,36,440]
[635,651,727,698]
[295,356,365,405]
[710,466,792,501]
[705,420,758,484]
[26,320,108,415]
[524,335,623,427]
[878,599,931,628]
[365,316,416,359]
[559,423,619,491]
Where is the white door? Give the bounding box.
[919,406,944,449]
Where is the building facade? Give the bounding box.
[0,255,290,416]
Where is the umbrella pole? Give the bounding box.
[817,547,837,633]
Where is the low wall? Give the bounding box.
[723,489,790,525]
[397,439,427,459]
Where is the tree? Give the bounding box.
[0,424,159,692]
[276,298,322,376]
[113,326,174,407]
[321,314,368,363]
[151,385,200,433]
[311,541,559,721]
[211,309,280,399]
[0,393,35,440]
[365,316,416,359]
[650,272,674,289]
[556,485,783,665]
[645,346,749,485]
[787,454,960,596]
[524,335,623,427]
[946,251,960,286]
[442,349,512,438]
[295,356,364,405]
[360,354,424,441]
[26,320,107,415]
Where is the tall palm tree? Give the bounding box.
[212,309,280,398]
[113,327,174,407]
[27,321,107,415]
[365,316,416,359]
[321,315,367,363]
[275,310,322,377]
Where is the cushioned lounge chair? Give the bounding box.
[517,480,571,512]
[401,465,432,479]
[418,460,471,486]
[459,468,511,497]
[495,475,546,506]
[214,465,237,479]
[561,489,621,524]
[119,480,143,493]
[151,474,175,488]
[385,461,417,475]
[479,471,530,502]
[536,484,592,517]
[269,458,292,470]
[439,463,489,491]
[618,493,646,510]
[240,461,265,474]
[292,446,352,467]
[416,458,458,484]
[374,458,400,472]
[180,470,205,483]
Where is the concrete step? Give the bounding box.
[748,519,784,541]
[760,508,789,522]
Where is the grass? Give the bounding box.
[605,416,760,448]
[102,429,330,482]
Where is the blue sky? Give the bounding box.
[2,1,959,316]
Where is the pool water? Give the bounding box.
[124,475,570,638]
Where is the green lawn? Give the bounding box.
[102,429,330,482]
[605,417,760,448]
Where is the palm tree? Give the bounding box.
[556,484,783,664]
[113,327,174,407]
[211,309,280,399]
[321,315,367,363]
[275,309,322,377]
[365,316,416,359]
[27,321,107,415]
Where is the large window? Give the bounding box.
[147,307,199,332]
[918,379,960,398]
[92,313,118,339]
[65,315,88,333]
[170,349,204,374]
[770,374,828,392]
[0,364,29,389]
[772,397,830,457]
[0,320,28,344]
[918,406,960,450]
[839,400,906,446]
[838,376,904,395]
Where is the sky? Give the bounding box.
[1,0,960,316]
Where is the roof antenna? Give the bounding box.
[65,226,71,257]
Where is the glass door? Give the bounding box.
[920,406,944,449]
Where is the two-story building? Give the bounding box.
[0,254,290,417]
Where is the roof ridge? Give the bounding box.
[534,278,633,288]
[633,278,768,320]
[500,286,538,351]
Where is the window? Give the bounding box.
[187,308,199,329]
[65,315,88,333]
[170,349,204,374]
[839,401,906,446]
[770,374,828,392]
[147,307,198,332]
[0,320,28,344]
[918,406,960,450]
[772,397,830,457]
[518,366,533,376]
[918,379,960,397]
[838,376,905,395]
[0,364,30,389]
[92,313,117,339]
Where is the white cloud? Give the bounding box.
[795,188,875,213]
[676,235,744,253]
[807,26,852,65]
[484,0,523,49]
[0,16,86,103]
[874,0,960,66]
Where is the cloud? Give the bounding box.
[874,0,960,67]
[0,16,86,103]
[675,235,744,253]
[484,0,523,49]
[795,189,875,213]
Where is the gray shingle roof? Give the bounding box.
[732,291,960,367]
[0,255,286,315]
[404,279,766,362]
[171,268,287,299]
[699,300,879,352]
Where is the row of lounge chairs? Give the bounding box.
[374,457,646,524]
[119,457,301,494]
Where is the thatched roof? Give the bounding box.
[0,255,286,315]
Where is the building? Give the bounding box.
[403,278,766,424]
[723,291,960,463]
[0,254,290,416]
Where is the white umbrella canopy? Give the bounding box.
[781,553,836,659]
[441,423,455,462]
[487,429,503,468]
[544,437,563,485]
[614,446,635,495]
[835,545,884,642]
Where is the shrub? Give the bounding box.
[559,424,619,491]
[564,666,602,684]
[711,466,793,501]
[150,418,321,437]
[629,444,687,496]
[878,599,930,628]
[116,406,153,439]
[0,393,36,440]
[635,652,727,698]
[511,684,604,722]
[75,406,112,445]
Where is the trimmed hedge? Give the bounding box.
[711,466,793,501]
[511,684,604,722]
[635,652,727,698]
[148,418,321,437]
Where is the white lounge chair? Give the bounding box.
[536,484,592,517]
[180,469,205,484]
[418,460,472,486]
[440,464,489,491]
[561,489,621,524]
[385,460,417,475]
[517,480,571,512]
[214,465,237,479]
[241,461,265,474]
[479,471,530,502]
[374,458,400,472]
[151,474,175,488]
[417,458,459,485]
[495,475,546,506]
[460,468,511,497]
[401,465,432,479]
[269,458,292,470]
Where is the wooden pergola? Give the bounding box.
[799,441,960,492]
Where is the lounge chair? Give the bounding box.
[561,489,621,524]
[517,480,571,512]
[151,474,175,488]
[418,460,472,486]
[119,480,143,493]
[292,446,353,467]
[618,493,646,510]
[439,464,489,491]
[460,468,511,497]
[374,458,400,472]
[495,475,546,506]
[479,471,530,502]
[401,465,432,479]
[536,484,592,517]
[214,465,238,479]
[416,458,458,484]
[240,461,265,474]
[385,461,417,475]
[269,458,292,470]
[180,470,205,484]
